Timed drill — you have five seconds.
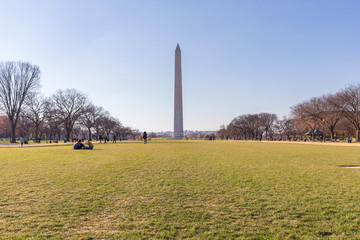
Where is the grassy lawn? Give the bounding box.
[1,140,360,239]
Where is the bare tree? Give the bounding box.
[331,85,360,141]
[277,116,296,141]
[17,115,33,140]
[72,123,87,140]
[0,116,11,138]
[94,110,109,140]
[225,113,278,141]
[101,116,120,138]
[259,113,277,140]
[216,125,227,139]
[115,126,137,140]
[22,93,47,142]
[49,89,88,141]
[292,95,342,140]
[228,118,244,140]
[336,118,354,139]
[43,100,63,141]
[82,104,105,140]
[0,62,40,142]
[316,94,343,140]
[291,101,319,140]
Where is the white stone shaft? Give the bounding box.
[174,44,184,139]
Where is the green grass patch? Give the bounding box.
[1,140,360,239]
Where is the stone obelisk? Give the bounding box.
[174,44,184,139]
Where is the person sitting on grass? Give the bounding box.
[83,140,94,150]
[73,139,84,150]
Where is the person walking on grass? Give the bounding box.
[143,131,147,144]
[113,135,116,143]
[20,137,24,147]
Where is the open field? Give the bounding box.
[1,140,360,239]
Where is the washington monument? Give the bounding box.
[174,44,184,139]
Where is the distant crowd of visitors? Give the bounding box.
[73,131,148,150]
[98,135,119,143]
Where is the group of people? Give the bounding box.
[73,139,94,150]
[73,131,148,149]
[98,135,119,143]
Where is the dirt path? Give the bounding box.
[0,141,102,148]
[0,142,73,148]
[242,140,360,147]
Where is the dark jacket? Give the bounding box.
[73,142,84,149]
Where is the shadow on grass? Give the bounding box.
[339,165,360,168]
[103,141,198,145]
[143,141,197,144]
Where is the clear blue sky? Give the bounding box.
[1,0,360,132]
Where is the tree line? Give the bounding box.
[0,61,138,143]
[218,84,360,142]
